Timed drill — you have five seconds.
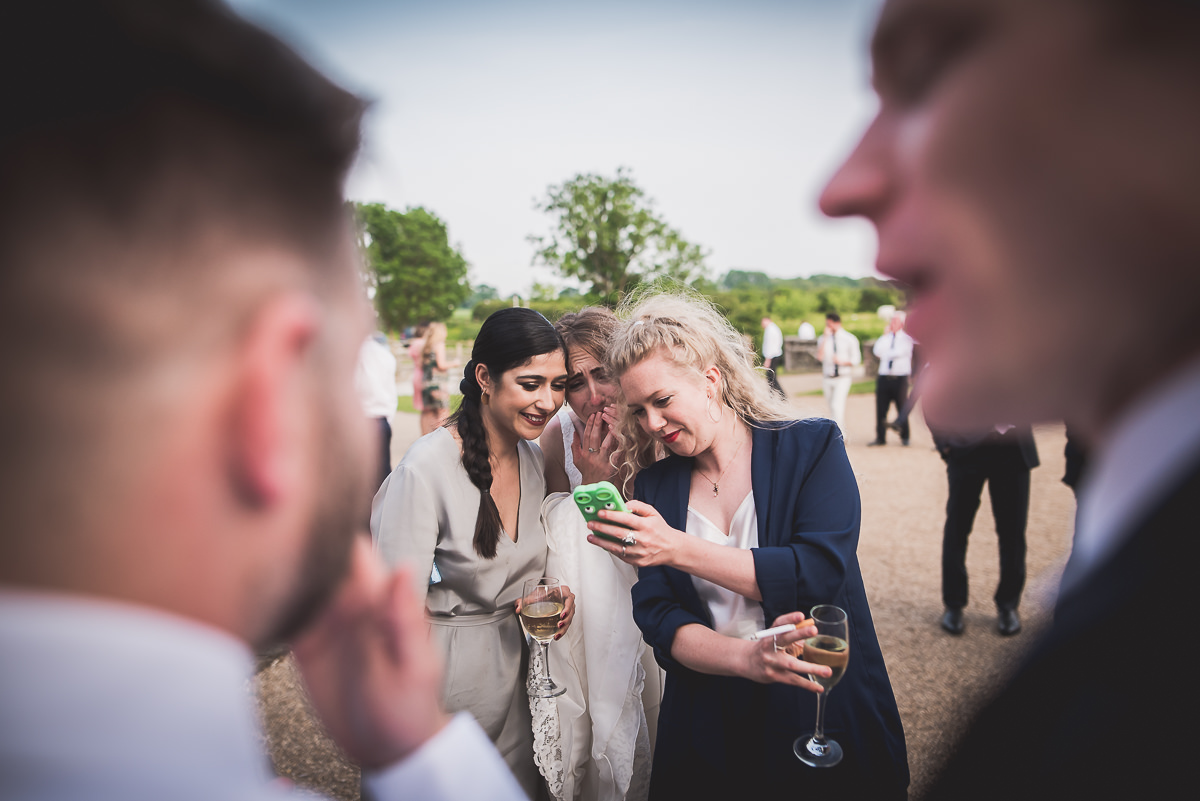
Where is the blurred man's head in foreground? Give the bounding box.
[822,0,1200,439]
[0,0,374,649]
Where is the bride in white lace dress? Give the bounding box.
[535,308,661,801]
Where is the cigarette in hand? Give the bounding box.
[749,622,801,641]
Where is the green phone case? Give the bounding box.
[573,481,632,543]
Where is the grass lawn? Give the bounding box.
[396,394,462,415]
[798,380,876,397]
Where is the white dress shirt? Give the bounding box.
[1064,355,1200,597]
[355,335,398,419]
[0,591,527,801]
[818,329,862,378]
[762,322,783,361]
[873,330,914,377]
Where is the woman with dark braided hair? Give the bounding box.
[372,307,576,798]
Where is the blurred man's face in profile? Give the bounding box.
[820,0,1200,432]
[264,240,378,649]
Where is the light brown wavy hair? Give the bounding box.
[555,306,651,494]
[606,286,793,482]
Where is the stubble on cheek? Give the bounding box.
[260,398,373,651]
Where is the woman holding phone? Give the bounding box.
[372,307,576,798]
[586,291,908,800]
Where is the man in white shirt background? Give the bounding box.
[869,311,914,446]
[356,332,400,490]
[0,2,525,800]
[760,316,786,398]
[819,0,1200,797]
[816,312,861,437]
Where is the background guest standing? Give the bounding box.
[356,332,399,490]
[869,312,913,447]
[930,426,1039,637]
[816,312,861,437]
[760,316,785,398]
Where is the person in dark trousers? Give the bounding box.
[932,426,1039,636]
[869,311,914,446]
[760,316,786,398]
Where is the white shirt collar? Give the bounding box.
[1065,354,1200,596]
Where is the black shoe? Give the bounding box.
[941,608,964,635]
[901,439,911,447]
[998,609,1021,636]
[867,439,887,447]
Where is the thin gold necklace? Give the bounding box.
[696,427,747,497]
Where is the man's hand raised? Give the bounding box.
[291,536,449,770]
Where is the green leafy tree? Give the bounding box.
[770,287,816,321]
[857,285,899,312]
[355,202,470,331]
[817,286,861,315]
[464,283,500,307]
[529,168,708,301]
[720,269,772,290]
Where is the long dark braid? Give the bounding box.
[449,308,564,558]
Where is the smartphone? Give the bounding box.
[572,481,633,544]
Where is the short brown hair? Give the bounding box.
[0,0,367,536]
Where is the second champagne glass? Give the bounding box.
[794,603,850,768]
[520,576,566,698]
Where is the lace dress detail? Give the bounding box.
[529,644,566,799]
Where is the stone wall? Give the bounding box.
[784,336,880,377]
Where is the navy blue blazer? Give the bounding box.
[633,419,909,800]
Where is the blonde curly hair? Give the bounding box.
[606,285,793,482]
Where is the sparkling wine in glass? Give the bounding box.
[521,576,566,698]
[794,604,850,768]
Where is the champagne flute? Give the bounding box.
[521,576,566,698]
[794,604,850,768]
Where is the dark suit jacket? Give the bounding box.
[931,424,1040,469]
[925,453,1200,800]
[632,419,909,799]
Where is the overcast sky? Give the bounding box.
[228,0,884,297]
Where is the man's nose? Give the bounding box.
[818,112,893,222]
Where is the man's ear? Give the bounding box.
[227,294,322,508]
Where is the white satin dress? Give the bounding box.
[533,408,661,801]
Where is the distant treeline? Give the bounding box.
[467,270,904,352]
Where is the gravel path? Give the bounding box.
[256,373,1077,800]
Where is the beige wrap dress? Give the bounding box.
[371,427,550,797]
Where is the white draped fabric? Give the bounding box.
[528,409,661,801]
